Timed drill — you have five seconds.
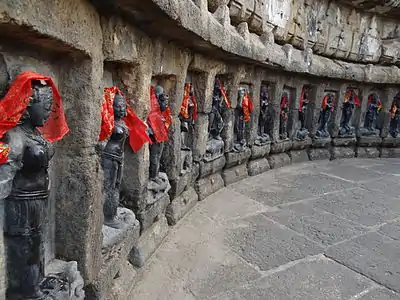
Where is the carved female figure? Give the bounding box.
[389,93,400,138]
[98,87,150,228]
[279,92,290,140]
[360,93,382,136]
[257,85,271,144]
[179,83,198,151]
[316,93,334,139]
[339,88,360,137]
[147,85,172,184]
[233,87,253,152]
[295,87,311,141]
[0,71,69,298]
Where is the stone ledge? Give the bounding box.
[166,187,199,225]
[222,163,249,186]
[248,158,270,176]
[268,153,291,169]
[250,143,271,159]
[199,156,226,179]
[195,173,225,201]
[225,148,252,168]
[290,150,310,163]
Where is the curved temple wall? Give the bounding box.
[0,0,399,299]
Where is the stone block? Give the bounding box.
[195,173,225,201]
[166,187,199,226]
[382,137,400,148]
[222,163,248,186]
[248,158,270,176]
[356,147,380,158]
[289,150,310,163]
[129,215,169,268]
[268,153,291,169]
[169,163,199,199]
[270,140,292,154]
[291,137,312,150]
[358,136,382,147]
[312,137,331,148]
[225,148,252,168]
[87,208,140,299]
[106,261,138,300]
[137,193,170,233]
[250,143,271,159]
[199,156,226,179]
[332,137,357,147]
[381,147,400,158]
[331,147,356,160]
[308,148,331,161]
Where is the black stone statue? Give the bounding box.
[295,88,310,141]
[316,93,334,139]
[389,93,400,138]
[256,85,271,145]
[359,93,381,137]
[101,93,128,228]
[279,92,289,140]
[339,89,359,138]
[233,87,247,152]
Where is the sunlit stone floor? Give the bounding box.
[131,158,400,300]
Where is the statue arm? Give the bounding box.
[0,131,23,201]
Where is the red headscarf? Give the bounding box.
[368,94,382,112]
[99,86,151,152]
[321,95,335,112]
[180,83,198,121]
[344,89,360,107]
[242,91,254,122]
[147,86,172,143]
[298,88,311,112]
[280,94,289,120]
[0,71,69,164]
[218,80,232,108]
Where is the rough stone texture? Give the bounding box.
[199,156,226,178]
[381,147,400,158]
[166,187,199,225]
[106,261,138,300]
[129,215,169,268]
[222,164,249,186]
[309,148,331,161]
[248,158,270,176]
[250,143,271,159]
[331,146,356,160]
[195,173,225,200]
[225,148,252,168]
[268,153,291,169]
[270,140,293,154]
[137,193,170,233]
[169,163,200,199]
[357,147,380,158]
[290,150,310,163]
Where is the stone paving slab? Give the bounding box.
[379,221,400,240]
[326,232,400,293]
[359,288,400,300]
[313,163,383,183]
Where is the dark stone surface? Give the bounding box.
[270,140,292,154]
[358,136,382,147]
[225,148,252,169]
[308,148,331,161]
[250,144,270,159]
[247,158,270,176]
[195,173,225,201]
[267,153,291,169]
[136,193,170,233]
[199,156,226,179]
[326,232,400,293]
[291,137,312,150]
[166,187,199,226]
[225,215,323,271]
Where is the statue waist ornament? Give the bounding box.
[102,150,123,163]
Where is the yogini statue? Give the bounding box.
[205,79,231,159]
[338,88,360,138]
[233,87,253,152]
[359,93,382,137]
[316,93,334,139]
[0,71,69,299]
[98,87,150,228]
[179,83,198,151]
[295,87,311,141]
[256,85,271,145]
[147,85,172,190]
[389,93,400,138]
[279,92,290,140]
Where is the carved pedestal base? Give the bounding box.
[87,208,140,300]
[309,137,332,161]
[225,148,252,169]
[169,163,199,199]
[137,192,169,233]
[204,138,225,162]
[267,153,291,169]
[381,147,400,158]
[289,150,310,163]
[248,158,270,176]
[250,143,271,160]
[222,164,248,186]
[129,215,169,268]
[292,137,312,150]
[199,156,226,178]
[195,173,225,201]
[381,137,400,158]
[382,137,400,148]
[270,139,292,154]
[331,137,356,160]
[356,136,382,158]
[166,187,199,226]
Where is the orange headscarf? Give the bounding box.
[0,71,69,164]
[218,80,232,108]
[180,83,198,121]
[298,88,311,112]
[344,89,360,107]
[147,86,172,143]
[242,91,254,122]
[99,86,151,152]
[321,95,335,112]
[368,94,382,112]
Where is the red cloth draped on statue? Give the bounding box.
[99,86,151,152]
[180,83,198,121]
[147,86,172,143]
[242,91,254,122]
[218,80,232,108]
[0,71,69,165]
[298,88,311,112]
[368,94,383,112]
[321,95,335,111]
[280,95,289,120]
[391,103,397,119]
[344,89,360,107]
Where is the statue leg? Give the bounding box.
[4,198,45,298]
[102,158,120,225]
[149,142,164,180]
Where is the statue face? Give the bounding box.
[158,92,169,112]
[113,94,127,118]
[27,81,53,127]
[238,88,246,99]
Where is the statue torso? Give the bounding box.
[104,119,128,158]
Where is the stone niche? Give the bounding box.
[0,40,90,299]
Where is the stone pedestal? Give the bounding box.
[290,137,312,163]
[166,187,199,225]
[87,208,140,299]
[381,137,400,158]
[309,137,332,161]
[270,139,292,154]
[195,156,226,201]
[268,153,291,169]
[222,149,251,185]
[129,215,169,268]
[331,137,356,160]
[248,158,270,176]
[137,192,170,233]
[356,136,382,158]
[250,143,271,160]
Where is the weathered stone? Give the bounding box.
[382,137,400,148]
[169,163,200,199]
[106,261,138,300]
[166,187,199,225]
[222,164,248,186]
[331,147,356,160]
[332,137,357,147]
[357,147,380,158]
[137,193,170,233]
[270,140,293,154]
[289,150,310,163]
[268,153,291,169]
[225,148,252,168]
[358,136,382,147]
[248,158,270,176]
[195,173,225,201]
[292,137,312,150]
[199,156,226,178]
[308,148,331,161]
[129,215,169,268]
[250,143,271,159]
[381,147,400,158]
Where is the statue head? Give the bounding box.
[281,92,289,110]
[260,86,269,100]
[327,93,334,105]
[113,93,127,119]
[394,92,400,106]
[213,80,221,98]
[155,85,169,112]
[238,87,246,100]
[24,80,53,127]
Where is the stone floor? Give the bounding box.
[130,158,400,300]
